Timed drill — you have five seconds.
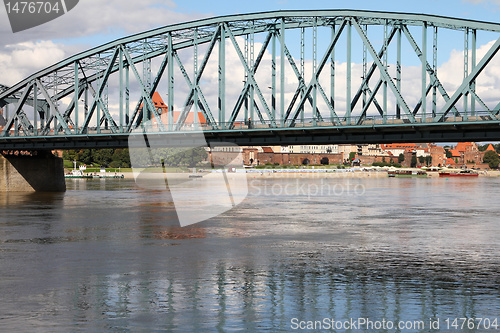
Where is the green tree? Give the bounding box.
[411,155,418,167]
[163,147,208,167]
[445,149,452,158]
[398,153,405,163]
[93,149,114,167]
[418,156,425,164]
[63,149,78,161]
[425,156,432,166]
[483,150,500,169]
[111,149,131,168]
[478,144,489,152]
[76,149,93,165]
[349,152,356,161]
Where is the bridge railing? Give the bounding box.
[1,110,499,138]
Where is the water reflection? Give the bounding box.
[0,177,498,331]
[62,254,499,332]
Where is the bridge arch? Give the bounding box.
[1,10,500,149]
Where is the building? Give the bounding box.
[144,92,207,127]
[429,145,446,167]
[381,143,419,157]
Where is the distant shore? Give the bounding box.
[115,169,500,179]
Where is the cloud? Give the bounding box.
[0,0,208,49]
[0,0,206,87]
[438,40,500,110]
[1,4,499,125]
[0,41,67,86]
[464,0,500,4]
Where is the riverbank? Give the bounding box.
[116,169,500,179]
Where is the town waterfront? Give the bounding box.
[0,176,499,332]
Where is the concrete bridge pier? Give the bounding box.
[0,151,66,192]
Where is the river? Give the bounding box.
[0,176,499,332]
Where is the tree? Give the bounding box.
[425,156,432,166]
[93,149,114,167]
[163,147,208,167]
[483,150,500,169]
[445,149,452,158]
[398,153,405,163]
[77,149,93,165]
[110,149,131,168]
[418,156,425,164]
[478,144,489,152]
[411,155,418,167]
[349,152,356,161]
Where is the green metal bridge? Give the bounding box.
[1,10,500,149]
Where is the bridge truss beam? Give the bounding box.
[1,10,500,147]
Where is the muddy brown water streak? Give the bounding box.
[0,176,499,332]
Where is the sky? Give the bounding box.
[0,0,499,123]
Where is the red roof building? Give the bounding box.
[381,143,418,153]
[449,149,461,158]
[486,144,496,152]
[452,142,481,165]
[142,92,207,126]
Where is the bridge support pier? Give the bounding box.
[0,151,66,192]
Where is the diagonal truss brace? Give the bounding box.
[353,19,416,123]
[85,82,119,132]
[356,80,385,125]
[60,83,85,131]
[36,79,72,135]
[121,46,166,132]
[176,26,222,129]
[228,31,272,126]
[287,19,348,124]
[401,25,459,117]
[2,83,33,136]
[351,27,396,112]
[173,51,216,130]
[81,47,120,134]
[434,37,500,122]
[468,89,498,119]
[281,43,328,123]
[128,49,169,131]
[224,23,276,126]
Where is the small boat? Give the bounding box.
[65,169,93,179]
[388,169,427,178]
[439,169,479,177]
[65,161,93,179]
[96,173,124,179]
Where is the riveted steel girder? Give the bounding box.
[1,10,500,146]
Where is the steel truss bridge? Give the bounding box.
[1,10,500,150]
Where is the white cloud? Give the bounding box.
[0,41,67,86]
[0,1,208,49]
[438,40,500,110]
[464,0,500,4]
[1,3,499,124]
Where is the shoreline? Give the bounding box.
[111,170,500,179]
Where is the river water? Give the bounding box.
[0,176,499,332]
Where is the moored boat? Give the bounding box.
[439,169,479,177]
[65,169,93,179]
[65,161,93,179]
[388,169,427,178]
